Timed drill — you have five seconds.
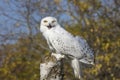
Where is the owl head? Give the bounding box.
[40,16,58,33]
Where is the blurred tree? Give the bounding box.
[0,0,120,80]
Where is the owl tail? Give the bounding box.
[71,58,82,79]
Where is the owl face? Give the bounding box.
[41,17,57,29]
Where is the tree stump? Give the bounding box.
[40,53,65,80]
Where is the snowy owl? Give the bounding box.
[40,16,94,79]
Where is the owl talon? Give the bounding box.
[51,53,65,61]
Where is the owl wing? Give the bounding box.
[75,36,94,64]
[47,26,94,64]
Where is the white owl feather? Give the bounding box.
[40,16,94,79]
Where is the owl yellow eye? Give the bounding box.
[44,20,48,23]
[52,20,56,23]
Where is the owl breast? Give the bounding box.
[47,29,83,58]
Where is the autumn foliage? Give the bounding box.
[0,0,120,80]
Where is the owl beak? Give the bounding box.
[47,24,52,29]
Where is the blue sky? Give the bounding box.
[0,0,72,44]
[0,0,114,44]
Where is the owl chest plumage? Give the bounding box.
[44,27,84,58]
